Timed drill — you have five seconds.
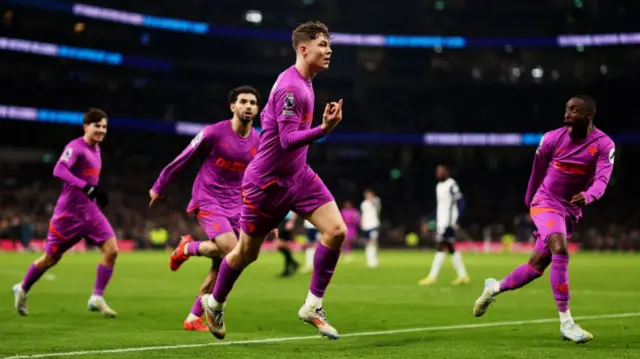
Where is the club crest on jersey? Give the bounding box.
[191,130,204,148]
[61,147,73,162]
[609,147,615,164]
[284,92,295,109]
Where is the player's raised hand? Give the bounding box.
[149,189,162,208]
[570,192,587,206]
[321,99,343,134]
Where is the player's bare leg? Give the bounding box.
[202,230,265,339]
[547,234,593,344]
[474,242,549,317]
[170,232,235,271]
[89,237,118,318]
[299,201,346,339]
[13,252,63,316]
[185,258,220,332]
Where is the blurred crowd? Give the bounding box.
[1,124,639,251]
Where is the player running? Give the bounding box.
[473,95,614,344]
[13,109,119,318]
[149,86,261,331]
[201,20,346,340]
[340,200,360,263]
[419,164,469,286]
[360,189,381,268]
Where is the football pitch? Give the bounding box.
[1,251,638,359]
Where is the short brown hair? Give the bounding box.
[83,108,107,125]
[228,85,260,105]
[292,21,330,50]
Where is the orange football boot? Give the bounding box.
[184,318,209,331]
[169,235,194,271]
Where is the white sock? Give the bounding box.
[451,252,468,278]
[491,281,501,294]
[207,295,225,310]
[365,242,378,267]
[427,252,446,279]
[305,247,315,268]
[559,310,573,324]
[304,291,323,309]
[186,313,200,322]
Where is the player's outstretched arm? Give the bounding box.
[581,142,615,205]
[150,129,210,204]
[53,146,88,189]
[524,135,552,207]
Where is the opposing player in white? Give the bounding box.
[301,219,321,273]
[419,164,470,286]
[360,188,381,268]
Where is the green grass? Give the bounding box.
[1,251,639,359]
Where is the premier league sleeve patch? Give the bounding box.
[60,147,73,162]
[284,92,295,109]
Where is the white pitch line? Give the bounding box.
[3,312,639,359]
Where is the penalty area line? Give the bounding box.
[3,312,640,359]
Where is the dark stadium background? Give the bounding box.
[1,0,639,252]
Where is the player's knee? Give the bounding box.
[102,250,118,266]
[325,223,347,244]
[107,244,119,257]
[102,242,119,263]
[547,234,569,255]
[107,249,118,261]
[528,249,552,272]
[528,259,548,274]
